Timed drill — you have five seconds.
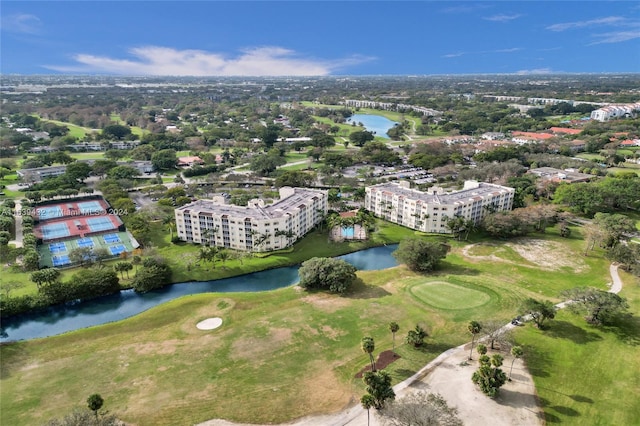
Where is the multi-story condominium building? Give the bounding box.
[590,103,640,122]
[365,181,514,233]
[174,187,328,252]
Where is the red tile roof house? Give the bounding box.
[177,156,205,167]
[549,127,583,135]
[619,139,640,147]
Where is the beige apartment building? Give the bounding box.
[365,181,514,233]
[175,187,328,252]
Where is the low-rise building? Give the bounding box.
[527,167,593,183]
[17,165,67,183]
[365,181,514,233]
[174,187,328,252]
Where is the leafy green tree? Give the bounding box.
[87,393,104,418]
[508,346,524,381]
[65,161,92,182]
[151,149,178,171]
[561,287,629,325]
[481,211,528,239]
[22,249,40,271]
[593,212,636,248]
[362,336,376,372]
[472,354,507,398]
[468,321,482,360]
[107,165,141,180]
[298,257,357,294]
[249,148,286,176]
[381,391,463,426]
[349,130,375,147]
[102,124,132,140]
[363,370,395,409]
[388,322,400,353]
[275,170,315,187]
[521,298,556,329]
[132,257,172,293]
[393,238,448,273]
[30,268,61,290]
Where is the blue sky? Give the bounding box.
[1,1,639,76]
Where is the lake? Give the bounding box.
[347,114,398,139]
[1,245,399,342]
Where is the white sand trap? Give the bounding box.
[196,317,223,330]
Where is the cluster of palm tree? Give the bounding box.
[197,245,230,269]
[325,209,376,235]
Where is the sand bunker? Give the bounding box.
[196,317,223,330]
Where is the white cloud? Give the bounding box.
[0,13,42,34]
[589,30,640,44]
[443,47,521,58]
[483,14,522,23]
[516,68,554,75]
[443,52,465,58]
[546,16,625,31]
[46,46,374,76]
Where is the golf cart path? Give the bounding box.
[199,264,624,426]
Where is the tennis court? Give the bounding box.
[37,206,63,220]
[76,237,94,248]
[52,255,71,267]
[41,223,71,240]
[78,201,103,214]
[109,244,126,255]
[86,217,117,232]
[103,233,121,244]
[49,242,67,253]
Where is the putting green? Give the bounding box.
[410,281,491,310]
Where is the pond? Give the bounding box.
[1,245,399,342]
[347,114,399,139]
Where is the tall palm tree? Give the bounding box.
[361,336,376,372]
[388,322,400,354]
[509,346,524,381]
[163,214,176,240]
[468,320,482,360]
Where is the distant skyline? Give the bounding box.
[1,1,639,76]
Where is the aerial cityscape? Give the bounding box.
[1,2,639,426]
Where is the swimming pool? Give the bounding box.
[341,226,355,238]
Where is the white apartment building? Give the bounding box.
[590,103,640,122]
[365,181,514,233]
[175,187,328,252]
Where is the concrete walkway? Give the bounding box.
[9,198,24,248]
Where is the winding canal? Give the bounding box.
[1,245,399,342]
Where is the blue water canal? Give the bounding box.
[1,245,399,342]
[347,114,398,139]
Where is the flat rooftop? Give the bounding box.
[177,188,326,220]
[368,182,513,205]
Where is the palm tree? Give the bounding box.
[274,229,287,247]
[388,322,400,354]
[202,226,219,247]
[253,232,271,252]
[132,255,141,272]
[361,336,376,372]
[468,320,482,360]
[163,214,176,240]
[360,394,375,426]
[284,230,296,247]
[508,346,524,381]
[216,249,230,268]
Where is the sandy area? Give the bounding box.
[196,317,223,330]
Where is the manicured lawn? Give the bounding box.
[2,231,634,426]
[514,275,640,425]
[32,115,92,139]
